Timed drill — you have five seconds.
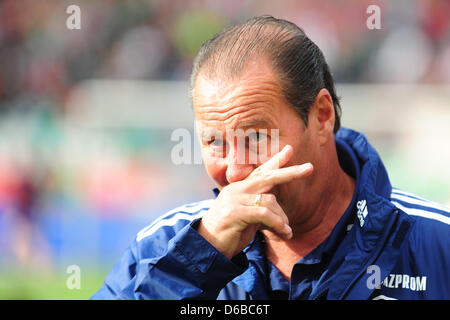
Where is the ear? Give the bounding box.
[309,88,335,146]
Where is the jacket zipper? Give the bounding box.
[338,209,400,299]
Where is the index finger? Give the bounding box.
[247,162,313,193]
[249,144,293,177]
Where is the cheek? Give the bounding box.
[202,148,228,186]
[287,126,315,164]
[249,148,271,167]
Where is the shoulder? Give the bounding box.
[390,188,450,228]
[387,189,450,298]
[92,199,216,299]
[390,188,450,251]
[133,199,215,255]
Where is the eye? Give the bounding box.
[248,131,268,143]
[204,136,225,148]
[210,138,224,147]
[202,133,223,146]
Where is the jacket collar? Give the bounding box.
[317,128,415,299]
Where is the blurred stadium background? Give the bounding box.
[0,0,449,299]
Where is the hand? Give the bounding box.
[197,145,314,259]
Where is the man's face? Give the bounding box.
[193,59,319,219]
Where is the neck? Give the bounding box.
[263,156,356,280]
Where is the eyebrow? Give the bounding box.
[234,118,274,130]
[199,118,275,140]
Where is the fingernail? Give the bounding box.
[284,224,292,234]
[302,163,313,170]
[283,145,292,152]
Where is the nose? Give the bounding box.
[225,149,255,183]
[226,162,255,183]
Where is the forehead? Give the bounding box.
[193,59,287,130]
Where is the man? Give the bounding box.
[92,16,450,300]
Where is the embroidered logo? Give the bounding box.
[357,199,368,227]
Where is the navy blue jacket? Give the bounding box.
[92,128,450,300]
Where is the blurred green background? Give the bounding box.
[0,0,449,299]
